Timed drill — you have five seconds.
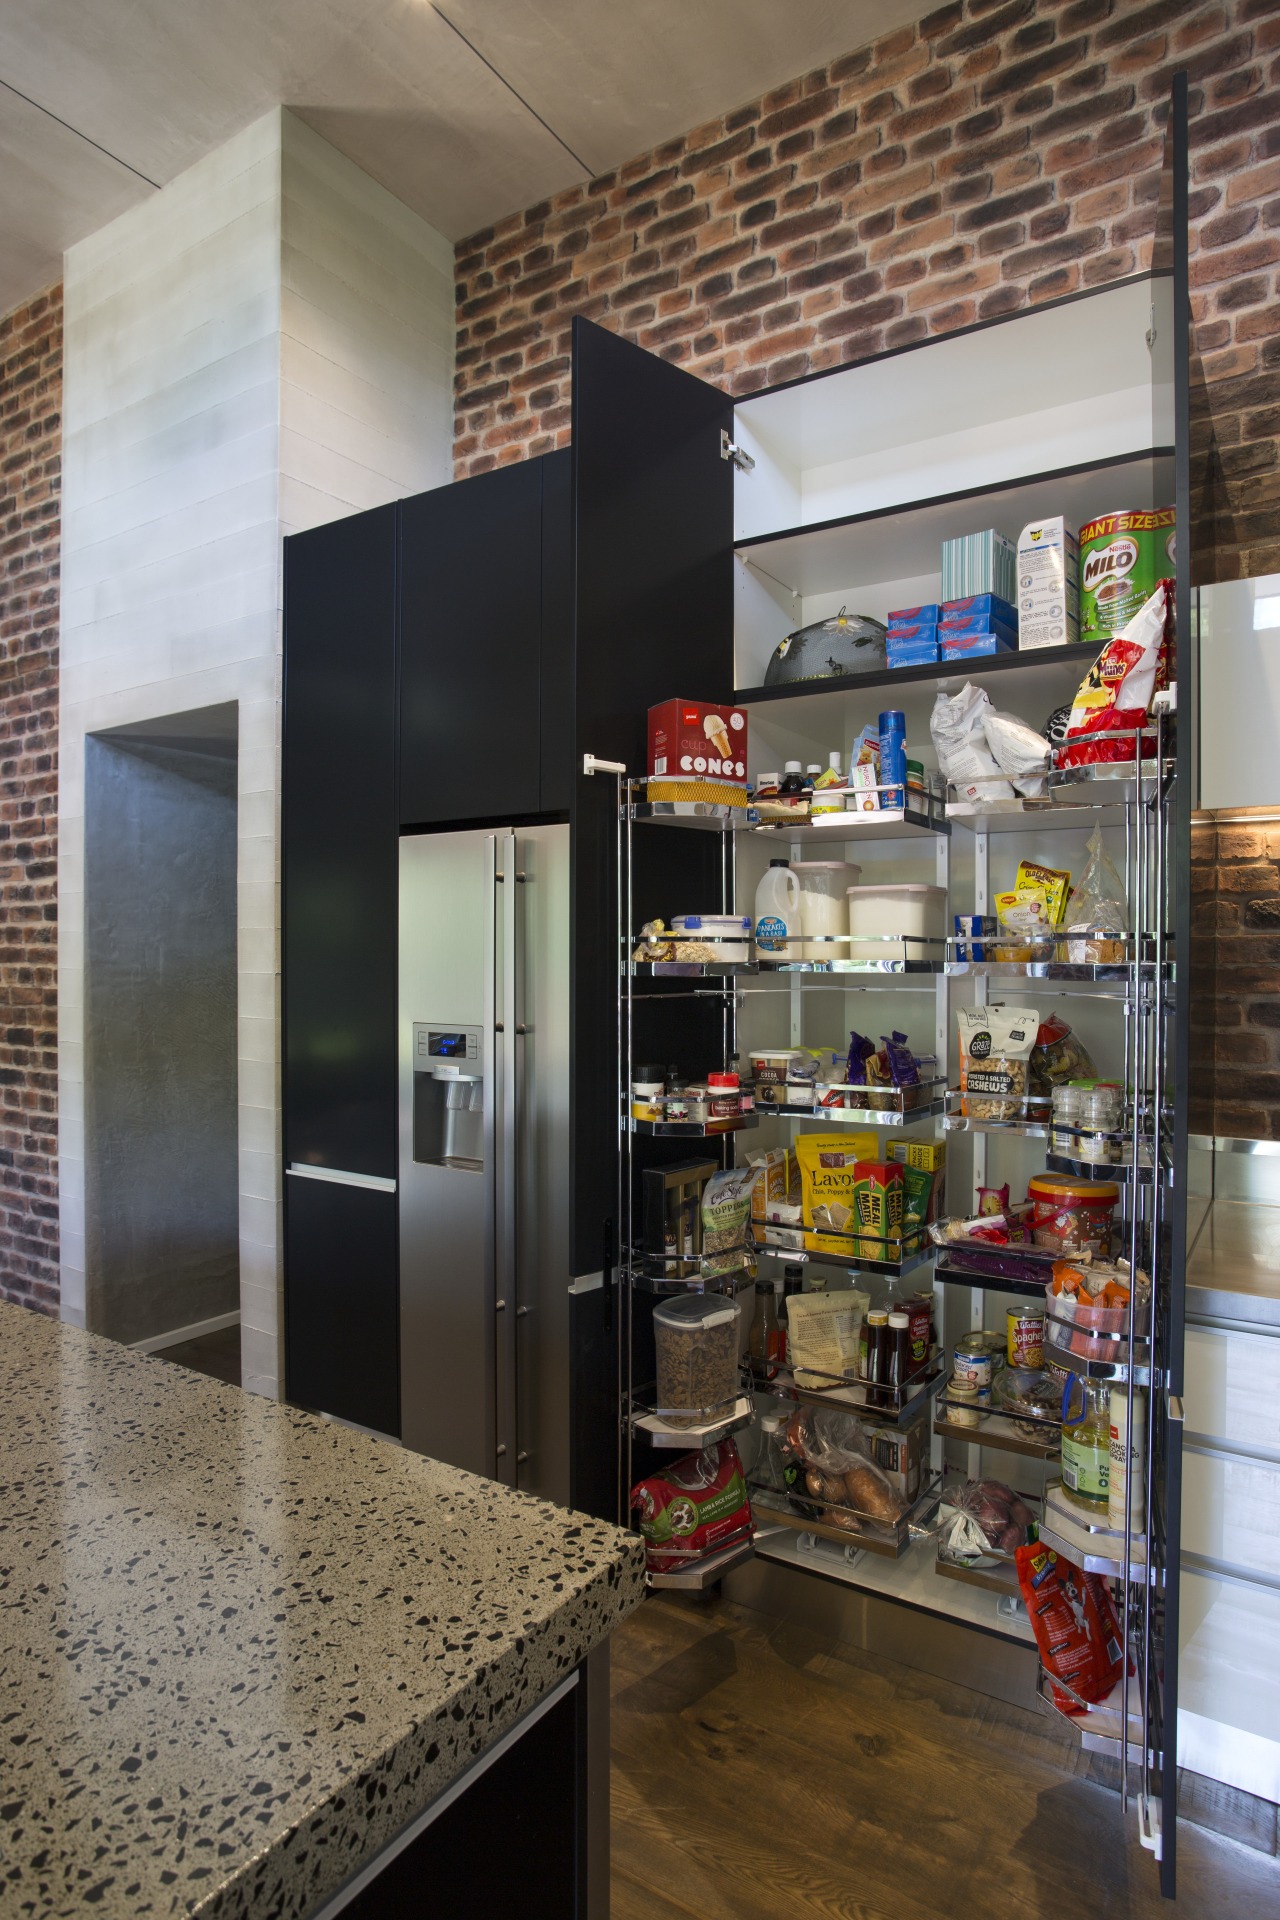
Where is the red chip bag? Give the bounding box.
[1016,1541,1124,1711]
[1059,579,1172,767]
[631,1439,752,1574]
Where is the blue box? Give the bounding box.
[887,636,941,668]
[887,620,938,644]
[888,603,940,625]
[939,629,1017,659]
[941,593,1018,628]
[940,612,1018,647]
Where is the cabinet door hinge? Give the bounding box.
[720,429,755,472]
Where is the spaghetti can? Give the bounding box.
[1006,1305,1045,1370]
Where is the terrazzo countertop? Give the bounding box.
[0,1303,645,1919]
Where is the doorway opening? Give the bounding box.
[84,704,239,1373]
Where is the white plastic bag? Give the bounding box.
[931,683,1014,804]
[983,706,1051,798]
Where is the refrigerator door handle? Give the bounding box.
[495,830,519,1485]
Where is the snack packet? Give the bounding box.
[956,1005,1038,1121]
[1059,580,1171,766]
[699,1166,756,1278]
[631,1440,753,1573]
[994,886,1057,962]
[882,1031,920,1087]
[1016,1541,1125,1711]
[796,1134,873,1234]
[786,1287,871,1389]
[1015,859,1071,926]
[846,1029,876,1085]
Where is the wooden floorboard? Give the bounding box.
[611,1591,1280,1920]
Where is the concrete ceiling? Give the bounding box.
[0,0,921,315]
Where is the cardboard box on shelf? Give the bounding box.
[869,1399,929,1500]
[749,1148,792,1222]
[648,699,748,785]
[1017,516,1081,650]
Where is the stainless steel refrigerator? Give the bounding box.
[398,826,571,1503]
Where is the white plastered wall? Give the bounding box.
[59,108,454,1395]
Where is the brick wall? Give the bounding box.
[1192,809,1280,1137]
[0,287,60,1312]
[453,0,1280,583]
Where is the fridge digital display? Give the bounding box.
[428,1032,468,1057]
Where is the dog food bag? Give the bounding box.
[631,1440,753,1573]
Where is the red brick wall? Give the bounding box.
[0,287,60,1312]
[453,0,1280,582]
[1192,810,1280,1137]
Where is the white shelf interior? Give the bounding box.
[729,276,1172,692]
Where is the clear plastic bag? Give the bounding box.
[780,1405,907,1526]
[1061,825,1129,963]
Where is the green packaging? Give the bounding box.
[1078,506,1175,643]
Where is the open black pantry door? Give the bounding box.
[1147,69,1191,1900]
[568,317,734,1516]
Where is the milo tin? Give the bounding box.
[1078,506,1175,643]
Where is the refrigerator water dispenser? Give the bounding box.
[412,1023,484,1170]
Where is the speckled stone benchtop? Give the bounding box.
[0,1303,644,1918]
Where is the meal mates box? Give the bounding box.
[648,700,748,784]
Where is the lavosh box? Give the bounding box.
[1017,517,1081,650]
[647,699,748,786]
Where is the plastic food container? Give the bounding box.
[792,860,860,961]
[671,913,751,961]
[750,1048,806,1105]
[653,1294,740,1426]
[1027,1174,1120,1255]
[847,883,947,965]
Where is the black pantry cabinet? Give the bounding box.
[282,318,734,1478]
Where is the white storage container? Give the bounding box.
[671,912,752,961]
[793,860,860,961]
[846,882,947,965]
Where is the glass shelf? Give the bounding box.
[933,1404,1062,1460]
[768,1080,946,1127]
[623,1253,755,1295]
[630,1393,755,1448]
[628,798,949,842]
[758,1353,945,1428]
[1035,1667,1151,1763]
[932,1244,1055,1297]
[750,1470,942,1562]
[646,1531,757,1591]
[627,1113,759,1138]
[1039,1484,1150,1582]
[754,1238,932,1281]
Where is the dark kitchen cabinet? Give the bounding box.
[399,452,572,826]
[282,502,398,1180]
[282,501,399,1433]
[284,1175,399,1438]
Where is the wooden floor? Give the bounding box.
[153,1324,242,1388]
[611,1592,1280,1920]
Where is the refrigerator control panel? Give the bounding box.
[414,1023,481,1066]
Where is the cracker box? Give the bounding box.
[1017,516,1081,650]
[648,700,748,786]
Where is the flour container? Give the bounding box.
[793,861,860,961]
[846,883,946,966]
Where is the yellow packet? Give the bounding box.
[1015,859,1071,925]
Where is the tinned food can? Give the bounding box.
[1006,1306,1045,1370]
[953,1343,994,1392]
[1079,506,1175,643]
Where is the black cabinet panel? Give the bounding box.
[568,319,734,1277]
[400,462,545,825]
[282,504,398,1180]
[285,1176,398,1436]
[540,449,573,814]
